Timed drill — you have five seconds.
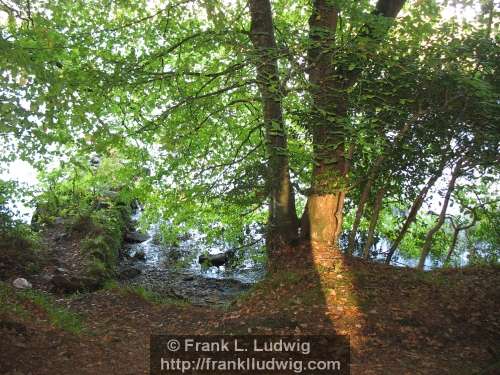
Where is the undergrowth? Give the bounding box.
[0,282,84,334]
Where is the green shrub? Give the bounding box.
[0,195,42,279]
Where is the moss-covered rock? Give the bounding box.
[78,205,131,283]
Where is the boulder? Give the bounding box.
[118,266,142,280]
[12,278,32,290]
[198,252,231,267]
[132,250,146,261]
[51,274,100,293]
[124,230,150,244]
[38,273,53,283]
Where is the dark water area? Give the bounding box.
[119,210,454,304]
[118,210,266,305]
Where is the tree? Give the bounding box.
[417,157,464,269]
[301,0,406,248]
[248,0,298,252]
[1,0,498,269]
[444,209,477,265]
[385,156,448,264]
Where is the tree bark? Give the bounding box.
[417,158,464,270]
[303,0,345,247]
[303,0,406,248]
[385,164,445,264]
[444,213,476,264]
[347,178,373,254]
[347,113,415,254]
[248,0,299,251]
[444,226,461,265]
[363,187,386,259]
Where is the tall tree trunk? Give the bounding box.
[444,227,460,265]
[444,213,476,264]
[303,0,406,248]
[303,0,346,247]
[249,0,298,251]
[417,158,464,270]
[363,187,386,259]
[347,178,373,254]
[347,114,415,254]
[385,164,445,264]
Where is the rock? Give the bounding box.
[124,230,150,244]
[198,251,233,267]
[118,266,142,280]
[53,217,66,225]
[132,250,146,261]
[12,278,32,289]
[50,274,78,292]
[54,232,70,242]
[38,273,53,283]
[51,274,100,293]
[119,247,131,259]
[54,267,68,275]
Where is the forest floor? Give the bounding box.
[1,227,499,375]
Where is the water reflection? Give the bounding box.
[130,208,464,280]
[339,232,444,270]
[126,210,266,284]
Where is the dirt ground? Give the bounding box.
[1,233,499,375]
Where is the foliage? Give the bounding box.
[0,179,41,278]
[453,181,500,265]
[28,154,134,280]
[31,152,140,226]
[78,207,129,280]
[0,0,498,267]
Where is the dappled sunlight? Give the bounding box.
[1,0,498,373]
[309,242,366,357]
